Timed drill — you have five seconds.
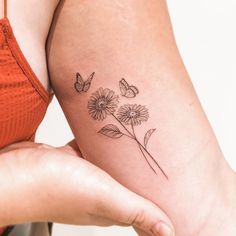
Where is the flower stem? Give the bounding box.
[130,123,157,175]
[110,113,168,179]
[110,113,134,137]
[136,139,168,180]
[122,133,134,139]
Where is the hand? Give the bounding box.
[0,141,174,236]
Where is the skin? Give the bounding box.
[0,1,174,235]
[0,0,60,92]
[47,0,236,236]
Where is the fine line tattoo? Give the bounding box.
[119,78,139,98]
[84,77,168,179]
[74,72,95,93]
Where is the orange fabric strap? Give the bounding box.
[4,0,7,18]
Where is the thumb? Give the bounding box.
[118,190,174,236]
[97,175,175,236]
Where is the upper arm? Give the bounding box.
[47,1,223,233]
[47,0,176,177]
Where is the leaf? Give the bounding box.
[144,129,156,147]
[98,124,123,139]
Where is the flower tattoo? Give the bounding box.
[88,88,119,120]
[83,76,167,179]
[117,104,149,126]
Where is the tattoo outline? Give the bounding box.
[119,78,139,98]
[86,80,168,179]
[74,72,95,93]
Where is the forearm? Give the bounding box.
[0,146,87,227]
[0,147,89,227]
[0,142,177,236]
[0,152,43,226]
[48,0,236,235]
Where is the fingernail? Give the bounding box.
[151,221,174,236]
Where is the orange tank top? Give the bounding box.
[0,0,53,149]
[0,0,53,234]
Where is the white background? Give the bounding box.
[36,0,236,235]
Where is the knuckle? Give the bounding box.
[127,208,146,228]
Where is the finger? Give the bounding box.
[134,226,174,236]
[134,228,153,236]
[116,190,174,236]
[90,172,175,236]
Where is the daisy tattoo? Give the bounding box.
[83,77,168,179]
[88,88,119,120]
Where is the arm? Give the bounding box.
[47,0,236,235]
[0,142,173,236]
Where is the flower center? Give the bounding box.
[96,97,108,110]
[129,110,139,118]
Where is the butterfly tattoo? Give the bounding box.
[74,72,95,93]
[119,78,139,98]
